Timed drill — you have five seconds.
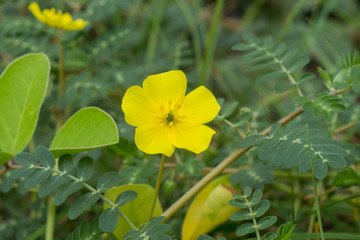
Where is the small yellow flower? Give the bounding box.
[28,2,88,31]
[121,70,221,156]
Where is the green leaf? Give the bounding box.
[230,164,275,189]
[220,101,238,118]
[298,73,315,84]
[49,107,119,158]
[318,67,333,89]
[24,169,52,188]
[96,172,121,193]
[249,189,263,206]
[0,152,14,165]
[243,186,253,197]
[229,199,247,208]
[353,82,360,93]
[199,235,214,240]
[247,61,278,72]
[0,53,50,164]
[99,207,120,233]
[258,216,277,230]
[230,211,252,221]
[279,46,298,62]
[254,200,271,217]
[325,154,347,169]
[13,152,37,166]
[276,221,296,240]
[274,82,295,93]
[39,173,69,198]
[10,166,36,179]
[333,169,360,188]
[232,43,253,51]
[123,216,171,240]
[288,56,310,73]
[263,232,277,240]
[236,223,256,236]
[269,123,281,136]
[58,154,74,173]
[68,192,101,220]
[54,181,83,206]
[239,135,268,148]
[35,145,55,168]
[256,70,287,84]
[0,173,15,193]
[314,159,328,179]
[115,190,138,207]
[67,219,103,240]
[242,34,259,44]
[76,156,94,181]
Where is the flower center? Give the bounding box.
[166,111,175,126]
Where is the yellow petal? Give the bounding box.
[135,123,175,157]
[143,70,186,111]
[70,19,89,30]
[169,124,215,154]
[177,86,220,125]
[61,12,73,28]
[121,86,158,127]
[28,2,45,23]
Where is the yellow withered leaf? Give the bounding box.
[182,175,238,240]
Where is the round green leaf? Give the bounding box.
[0,53,50,163]
[50,107,119,158]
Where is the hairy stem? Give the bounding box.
[147,154,166,222]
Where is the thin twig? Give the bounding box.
[334,121,358,134]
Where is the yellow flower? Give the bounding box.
[121,70,220,157]
[28,2,88,31]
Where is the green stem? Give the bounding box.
[199,0,225,85]
[45,198,56,240]
[306,124,326,240]
[147,154,166,222]
[33,166,138,230]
